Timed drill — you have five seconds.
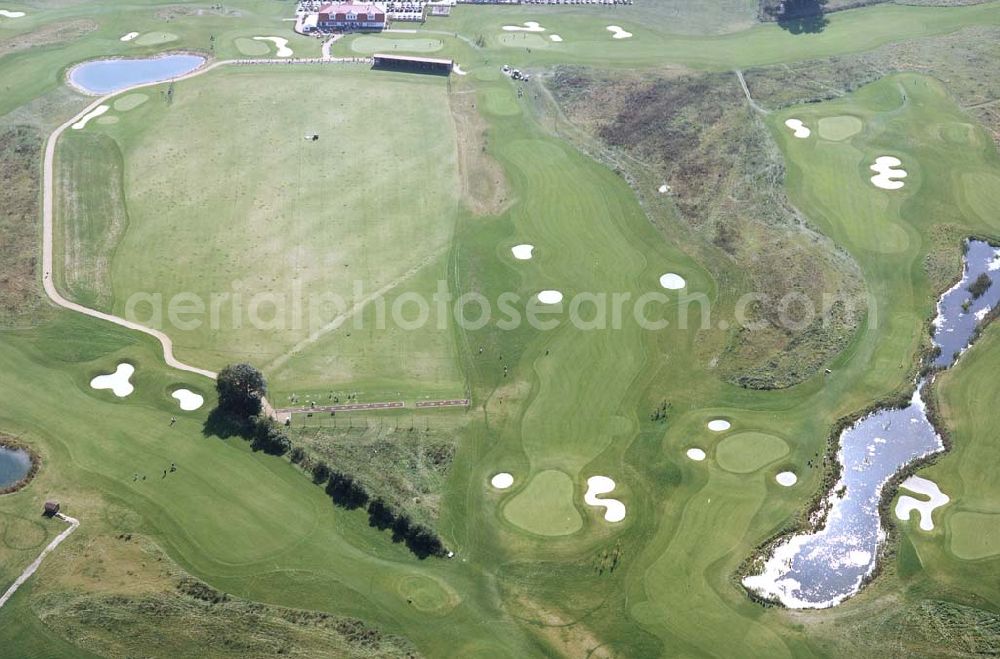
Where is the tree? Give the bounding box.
[367,498,396,530]
[312,461,332,485]
[216,363,266,418]
[968,272,993,300]
[251,417,291,456]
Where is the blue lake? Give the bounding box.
[0,446,32,489]
[69,55,206,94]
[744,240,1000,608]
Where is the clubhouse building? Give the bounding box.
[301,1,388,32]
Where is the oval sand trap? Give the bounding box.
[254,36,293,57]
[113,93,148,112]
[0,9,25,18]
[716,432,789,474]
[503,470,582,536]
[707,419,731,432]
[784,118,811,138]
[818,115,862,141]
[490,472,514,489]
[870,156,907,190]
[584,475,626,523]
[775,471,798,487]
[895,475,949,531]
[172,388,204,411]
[607,25,632,39]
[503,21,545,32]
[72,105,110,130]
[549,34,563,42]
[686,448,706,461]
[537,290,563,304]
[659,273,686,290]
[658,183,669,193]
[90,363,135,397]
[120,32,139,42]
[511,244,534,260]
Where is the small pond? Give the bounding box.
[0,446,32,489]
[68,55,206,94]
[743,239,1000,608]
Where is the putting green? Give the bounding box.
[502,470,582,536]
[818,115,863,141]
[948,511,1000,560]
[96,116,119,125]
[350,36,444,54]
[234,37,271,56]
[134,32,178,46]
[960,172,1000,230]
[113,94,148,112]
[715,432,789,474]
[498,33,552,50]
[394,574,460,613]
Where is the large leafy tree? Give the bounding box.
[216,363,266,418]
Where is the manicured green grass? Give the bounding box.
[502,470,582,536]
[53,66,466,402]
[350,36,444,54]
[715,432,790,474]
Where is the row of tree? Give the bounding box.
[214,363,448,560]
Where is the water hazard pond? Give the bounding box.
[0,446,32,490]
[68,55,206,94]
[744,239,1000,608]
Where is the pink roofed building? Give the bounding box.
[313,1,388,31]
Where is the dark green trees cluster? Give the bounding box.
[214,363,447,559]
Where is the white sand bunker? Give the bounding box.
[503,21,545,32]
[659,273,686,290]
[90,363,135,397]
[784,118,811,138]
[172,388,204,411]
[511,244,534,260]
[776,471,798,486]
[254,36,293,57]
[537,290,563,304]
[895,475,949,531]
[120,32,139,42]
[707,419,731,432]
[72,105,110,130]
[870,156,908,190]
[584,476,626,522]
[658,183,670,194]
[490,472,514,489]
[549,34,563,42]
[606,25,632,39]
[452,64,467,75]
[686,448,706,461]
[0,9,25,18]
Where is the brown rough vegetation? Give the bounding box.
[449,87,512,216]
[0,126,51,327]
[546,69,864,389]
[32,534,419,658]
[0,19,98,55]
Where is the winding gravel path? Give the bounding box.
[0,514,80,610]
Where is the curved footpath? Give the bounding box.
[0,514,80,610]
